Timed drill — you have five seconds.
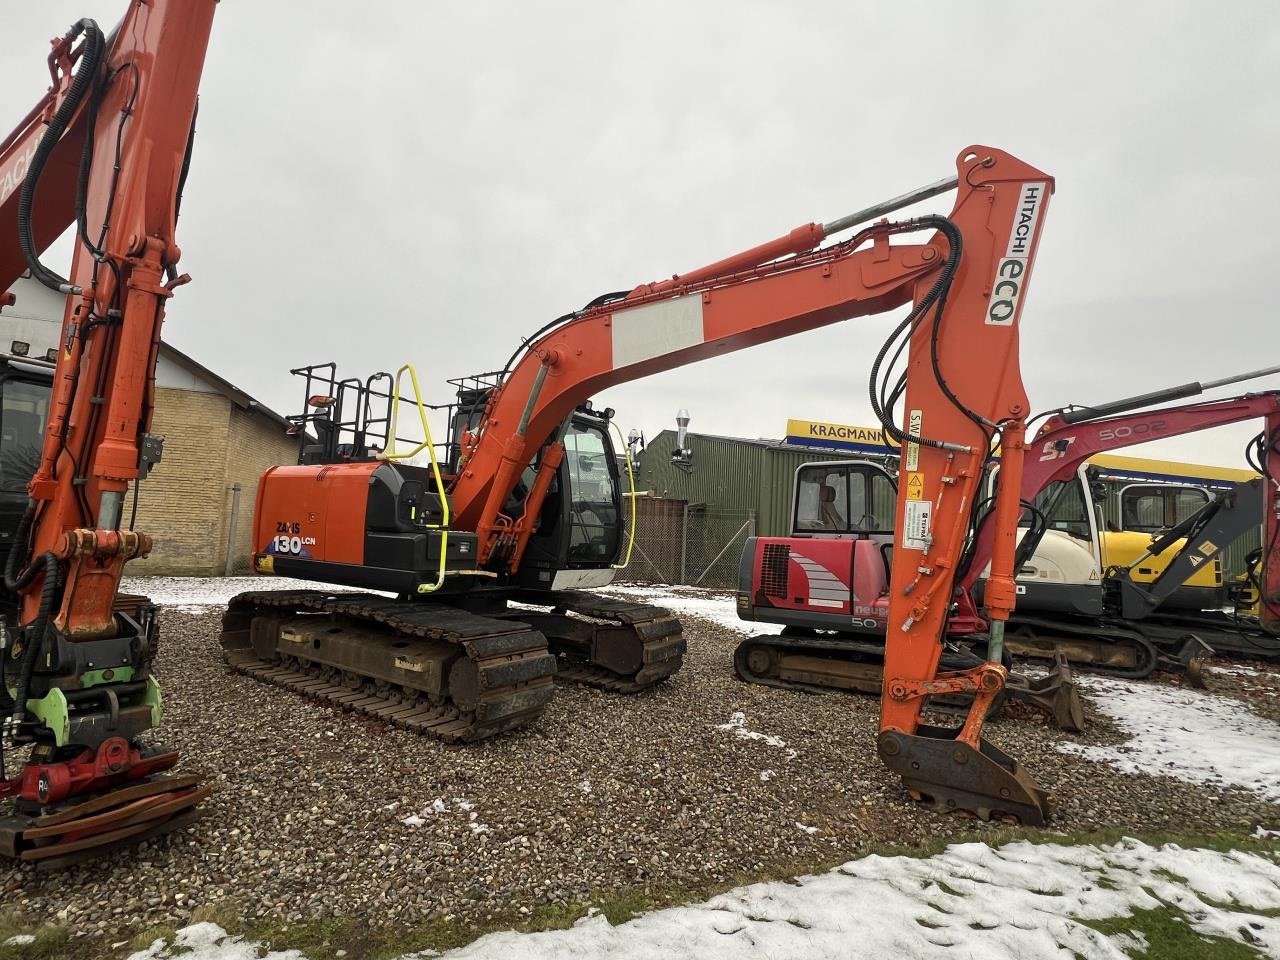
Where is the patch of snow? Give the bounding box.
[579,779,592,794]
[601,584,781,636]
[127,921,304,958]
[716,711,798,760]
[3,934,35,947]
[759,769,775,782]
[401,798,489,835]
[1110,929,1149,953]
[794,821,819,835]
[1256,826,1280,840]
[121,575,395,610]
[1062,675,1280,801]
[1211,664,1265,678]
[125,839,1280,960]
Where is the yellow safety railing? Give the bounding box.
[383,363,450,593]
[608,420,637,570]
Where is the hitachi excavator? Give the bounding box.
[220,148,1059,822]
[735,380,1280,695]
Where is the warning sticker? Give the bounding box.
[905,409,922,471]
[1197,539,1218,556]
[906,472,925,499]
[902,499,932,550]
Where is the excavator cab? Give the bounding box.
[448,380,625,591]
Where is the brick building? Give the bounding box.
[3,275,301,575]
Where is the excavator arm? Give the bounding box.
[1,3,216,866]
[452,151,1051,574]
[446,147,1056,820]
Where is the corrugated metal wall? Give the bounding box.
[637,430,765,513]
[635,430,1261,578]
[636,431,883,536]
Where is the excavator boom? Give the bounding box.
[868,152,1054,823]
[1,3,216,866]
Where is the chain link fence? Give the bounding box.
[618,497,755,589]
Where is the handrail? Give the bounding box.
[384,363,451,593]
[608,420,637,569]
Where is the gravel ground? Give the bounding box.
[4,589,1279,945]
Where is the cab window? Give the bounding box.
[0,379,49,494]
[1120,484,1209,533]
[563,422,619,563]
[793,464,895,534]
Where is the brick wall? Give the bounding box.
[128,387,229,575]
[222,404,301,573]
[127,387,300,576]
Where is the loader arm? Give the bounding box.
[960,391,1280,596]
[1,3,216,864]
[1112,479,1264,620]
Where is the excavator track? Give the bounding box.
[1001,615,1160,679]
[506,590,685,693]
[733,630,1085,731]
[220,591,557,743]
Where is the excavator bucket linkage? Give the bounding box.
[878,725,1052,826]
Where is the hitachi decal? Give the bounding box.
[0,139,38,206]
[987,181,1047,326]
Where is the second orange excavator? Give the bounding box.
[222,146,1059,822]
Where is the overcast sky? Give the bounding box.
[3,2,1277,468]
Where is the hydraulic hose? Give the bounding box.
[18,18,106,295]
[8,553,58,728]
[3,502,38,593]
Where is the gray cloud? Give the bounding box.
[3,1,1276,468]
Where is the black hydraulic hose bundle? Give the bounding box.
[8,554,59,727]
[1,503,61,725]
[868,215,965,451]
[18,18,106,295]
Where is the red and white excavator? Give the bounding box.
[2,0,1062,867]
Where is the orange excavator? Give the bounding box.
[223,148,1057,822]
[0,3,216,864]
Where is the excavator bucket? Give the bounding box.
[877,725,1053,826]
[0,775,209,870]
[1003,653,1087,733]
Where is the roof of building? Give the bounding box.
[156,341,294,430]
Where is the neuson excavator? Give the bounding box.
[736,381,1280,694]
[0,4,216,865]
[221,147,1058,822]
